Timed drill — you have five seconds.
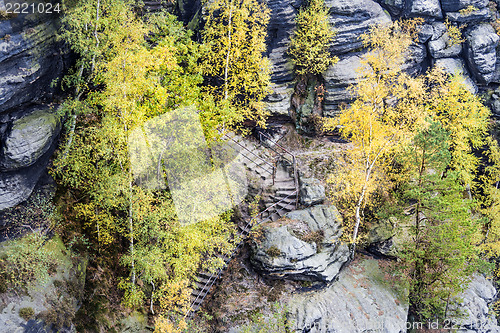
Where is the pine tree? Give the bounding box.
[398,120,479,321]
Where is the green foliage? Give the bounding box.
[397,120,480,321]
[0,233,60,291]
[265,245,282,258]
[59,0,141,95]
[444,19,464,47]
[202,0,271,128]
[239,302,293,333]
[19,307,35,321]
[289,0,338,75]
[324,19,495,321]
[54,4,238,317]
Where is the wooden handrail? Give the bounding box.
[185,131,300,318]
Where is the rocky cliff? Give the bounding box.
[0,1,66,213]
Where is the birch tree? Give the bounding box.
[202,0,271,128]
[324,20,426,258]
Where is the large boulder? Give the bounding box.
[299,177,325,206]
[250,205,349,282]
[407,0,443,18]
[288,257,409,333]
[0,107,60,211]
[428,22,463,59]
[465,24,500,84]
[326,0,391,55]
[0,162,48,212]
[1,108,60,171]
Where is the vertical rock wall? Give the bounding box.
[0,0,65,211]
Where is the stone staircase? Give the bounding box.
[186,131,299,317]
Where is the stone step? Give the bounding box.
[270,212,281,221]
[195,276,210,285]
[243,159,274,172]
[271,195,296,205]
[192,284,213,297]
[276,189,297,196]
[273,182,296,191]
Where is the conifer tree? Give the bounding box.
[398,120,479,321]
[289,0,337,76]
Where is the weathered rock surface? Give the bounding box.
[299,177,325,206]
[0,237,86,333]
[450,275,500,332]
[446,7,491,23]
[0,8,64,114]
[250,205,349,282]
[326,0,391,55]
[403,42,428,75]
[434,57,478,93]
[0,4,66,212]
[428,23,463,59]
[0,162,46,211]
[466,24,500,83]
[441,0,489,12]
[288,257,409,333]
[263,0,300,116]
[407,0,443,18]
[377,0,405,16]
[1,108,60,171]
[323,53,365,116]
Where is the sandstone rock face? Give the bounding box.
[0,171,43,211]
[299,177,325,206]
[250,205,349,282]
[450,275,500,332]
[326,0,391,55]
[288,258,409,333]
[428,23,463,59]
[465,24,500,84]
[1,108,60,171]
[377,0,405,15]
[0,10,63,114]
[407,0,443,18]
[446,7,490,23]
[0,3,65,212]
[263,0,300,116]
[323,53,365,116]
[441,0,489,12]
